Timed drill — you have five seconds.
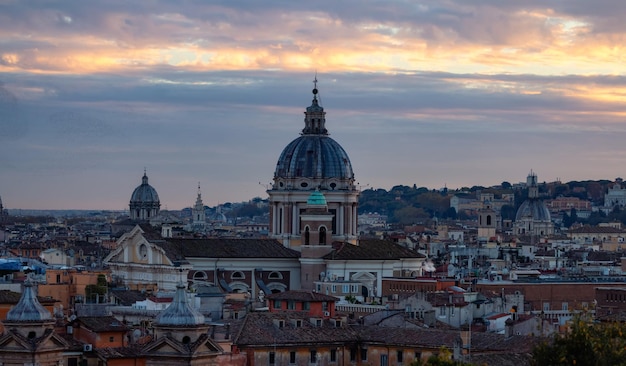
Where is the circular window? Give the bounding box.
[139,244,147,258]
[279,182,284,187]
[182,336,191,344]
[330,182,337,189]
[300,182,308,188]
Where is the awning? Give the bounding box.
[256,278,272,294]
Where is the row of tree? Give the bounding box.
[358,179,626,226]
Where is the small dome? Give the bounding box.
[155,283,204,326]
[6,280,52,322]
[307,190,327,206]
[130,172,160,204]
[515,199,551,222]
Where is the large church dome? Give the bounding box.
[130,171,160,204]
[515,199,551,222]
[275,135,353,180]
[267,79,360,248]
[273,82,354,191]
[514,171,554,237]
[129,170,161,221]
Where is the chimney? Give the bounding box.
[504,318,514,338]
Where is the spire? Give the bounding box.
[302,76,328,135]
[194,183,204,210]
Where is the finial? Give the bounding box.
[313,73,318,96]
[197,182,201,195]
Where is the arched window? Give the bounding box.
[319,227,327,245]
[304,226,310,245]
[231,271,245,280]
[268,271,283,280]
[486,215,492,226]
[193,271,207,281]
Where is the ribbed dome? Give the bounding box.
[515,199,551,222]
[275,135,354,180]
[274,81,354,183]
[6,280,52,322]
[307,190,327,206]
[155,283,204,326]
[130,172,160,204]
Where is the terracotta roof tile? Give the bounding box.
[168,238,301,259]
[323,239,425,260]
[266,290,339,302]
[76,316,130,333]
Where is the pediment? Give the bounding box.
[105,225,174,266]
[195,338,223,354]
[351,271,376,281]
[0,335,30,351]
[39,333,69,350]
[143,334,224,357]
[142,337,187,355]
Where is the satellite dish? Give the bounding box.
[131,329,141,344]
[447,264,456,277]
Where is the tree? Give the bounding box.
[501,181,512,189]
[409,347,474,365]
[500,204,516,221]
[587,210,607,226]
[532,315,626,366]
[85,274,108,304]
[562,208,578,228]
[392,206,429,225]
[442,207,457,220]
[415,192,450,217]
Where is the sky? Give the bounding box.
[2,1,626,210]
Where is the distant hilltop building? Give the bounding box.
[450,191,514,218]
[604,178,626,212]
[267,79,359,249]
[129,170,161,221]
[514,171,554,237]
